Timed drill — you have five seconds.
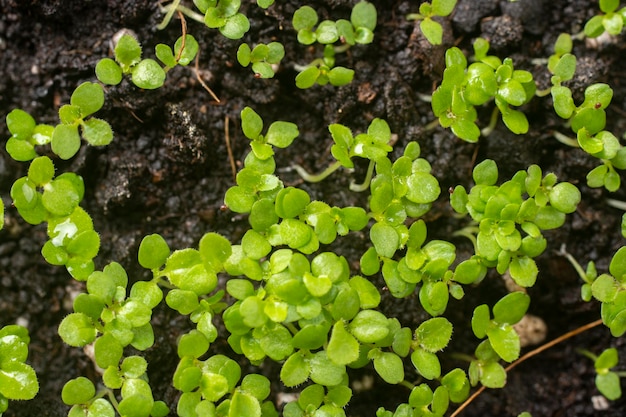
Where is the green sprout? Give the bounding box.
[52,82,113,159]
[432,39,536,142]
[97,33,198,90]
[451,160,581,287]
[0,325,39,414]
[5,109,54,161]
[237,42,285,78]
[292,2,376,88]
[584,0,626,38]
[471,292,530,363]
[295,45,354,89]
[195,0,250,39]
[406,0,457,45]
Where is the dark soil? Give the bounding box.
[1,0,626,416]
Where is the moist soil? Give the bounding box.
[1,0,626,416]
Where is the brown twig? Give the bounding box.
[194,49,221,103]
[175,10,187,62]
[449,318,604,417]
[224,115,237,182]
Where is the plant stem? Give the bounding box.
[350,160,376,192]
[450,319,603,417]
[480,107,500,137]
[293,160,344,183]
[157,0,182,30]
[399,380,415,390]
[606,198,626,211]
[553,131,579,148]
[558,244,591,284]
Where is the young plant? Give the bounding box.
[406,0,457,45]
[4,109,54,161]
[195,0,250,39]
[584,0,626,38]
[451,160,581,287]
[0,325,39,414]
[295,45,355,89]
[292,2,376,46]
[237,42,285,78]
[292,2,376,88]
[578,348,624,401]
[97,33,199,90]
[431,39,536,142]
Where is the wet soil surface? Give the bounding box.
[2,0,626,416]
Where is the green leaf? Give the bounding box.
[131,59,166,89]
[138,234,170,270]
[492,292,530,324]
[81,118,113,146]
[71,82,104,117]
[509,256,538,287]
[420,18,443,45]
[327,321,360,365]
[406,172,441,203]
[220,13,250,39]
[411,348,441,380]
[231,390,261,417]
[62,377,95,405]
[487,326,520,362]
[370,222,399,258]
[351,1,377,30]
[52,124,81,160]
[241,107,264,140]
[595,347,619,370]
[548,182,580,214]
[96,58,123,85]
[266,121,299,148]
[309,351,346,386]
[58,312,97,346]
[480,361,507,388]
[373,351,404,384]
[115,34,142,71]
[199,232,232,272]
[596,372,622,400]
[349,310,389,343]
[281,352,311,387]
[178,330,209,358]
[415,317,453,352]
[42,178,80,216]
[293,6,318,31]
[328,67,355,86]
[610,247,626,282]
[0,361,38,401]
[155,44,177,67]
[296,66,321,89]
[28,156,55,185]
[174,35,199,66]
[432,0,456,16]
[94,333,124,368]
[6,108,36,139]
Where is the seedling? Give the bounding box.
[584,0,626,38]
[237,42,285,78]
[97,33,199,90]
[431,39,536,142]
[451,160,581,287]
[292,2,376,46]
[295,45,355,89]
[577,348,625,401]
[4,109,54,161]
[292,2,376,88]
[0,325,38,415]
[195,0,250,39]
[407,0,457,45]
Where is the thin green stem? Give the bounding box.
[399,380,415,390]
[423,118,441,131]
[606,198,626,211]
[480,107,500,137]
[535,87,552,97]
[449,352,475,363]
[157,0,182,30]
[452,226,479,251]
[576,348,597,362]
[159,1,205,27]
[350,159,376,192]
[553,131,579,148]
[558,244,591,284]
[293,160,344,183]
